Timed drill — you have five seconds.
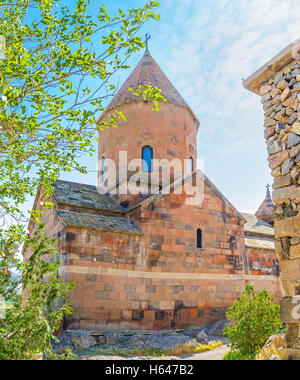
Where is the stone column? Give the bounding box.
[244,40,300,360]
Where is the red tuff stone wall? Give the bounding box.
[54,180,282,331]
[60,228,144,330]
[132,183,246,330]
[25,183,282,331]
[98,101,198,195]
[244,246,282,301]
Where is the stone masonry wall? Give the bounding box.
[98,101,198,206]
[259,59,300,353]
[244,246,282,301]
[57,180,282,331]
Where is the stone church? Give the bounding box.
[26,47,283,331]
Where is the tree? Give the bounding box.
[0,224,75,360]
[223,283,282,360]
[0,0,162,224]
[0,0,164,359]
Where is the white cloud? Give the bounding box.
[149,0,300,212]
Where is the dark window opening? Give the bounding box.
[190,157,194,172]
[101,156,106,184]
[120,201,129,209]
[197,228,203,248]
[229,236,237,250]
[142,146,153,172]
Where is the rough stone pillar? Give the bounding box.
[244,40,300,360]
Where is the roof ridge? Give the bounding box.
[125,170,246,222]
[55,179,97,190]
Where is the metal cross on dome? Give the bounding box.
[145,33,151,51]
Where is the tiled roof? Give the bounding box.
[241,212,274,237]
[255,188,274,218]
[56,209,142,235]
[53,180,125,213]
[107,51,191,111]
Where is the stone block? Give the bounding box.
[108,310,121,321]
[290,237,300,245]
[264,118,277,128]
[288,114,297,125]
[132,310,144,321]
[269,151,289,170]
[275,238,290,260]
[280,297,300,323]
[125,284,136,292]
[104,283,114,291]
[260,84,272,95]
[86,274,97,282]
[273,185,300,203]
[155,310,165,320]
[283,98,292,107]
[287,133,300,148]
[290,244,300,258]
[277,79,288,90]
[281,158,293,175]
[148,302,160,311]
[292,121,300,136]
[278,348,300,360]
[71,334,97,349]
[272,166,281,177]
[173,285,184,294]
[95,291,110,300]
[280,87,291,102]
[265,126,276,139]
[267,140,282,155]
[273,175,292,189]
[290,143,300,158]
[175,238,185,245]
[146,285,156,293]
[159,300,175,310]
[280,259,300,280]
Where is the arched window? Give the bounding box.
[197,228,203,248]
[229,236,237,250]
[142,146,153,173]
[101,156,106,184]
[190,157,194,173]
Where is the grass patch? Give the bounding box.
[78,341,223,358]
[164,341,223,356]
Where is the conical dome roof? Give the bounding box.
[107,50,196,121]
[255,185,274,226]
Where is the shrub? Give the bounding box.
[222,350,247,361]
[223,283,282,360]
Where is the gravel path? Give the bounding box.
[80,344,231,361]
[178,344,230,360]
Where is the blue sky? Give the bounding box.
[24,0,300,215]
